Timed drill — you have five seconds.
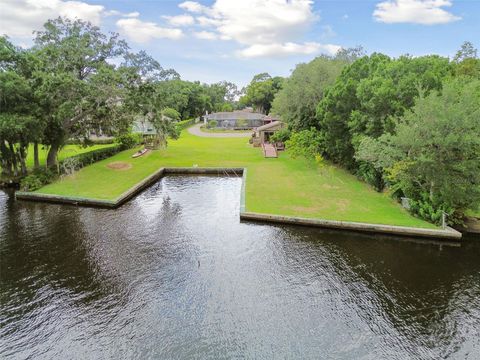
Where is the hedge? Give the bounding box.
[176,118,196,131]
[57,145,123,172]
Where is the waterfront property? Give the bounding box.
[25,129,440,230]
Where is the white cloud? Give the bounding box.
[116,18,183,43]
[105,10,139,18]
[373,0,461,25]
[193,31,218,40]
[237,42,341,58]
[179,1,209,13]
[104,9,121,16]
[163,14,195,26]
[125,11,140,18]
[203,0,317,45]
[179,0,339,58]
[196,16,221,27]
[0,0,104,38]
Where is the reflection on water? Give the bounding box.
[1,176,479,359]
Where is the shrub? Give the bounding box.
[20,168,56,191]
[270,128,291,143]
[236,118,249,128]
[207,120,218,129]
[58,145,123,170]
[115,133,140,150]
[176,118,196,131]
[408,195,460,226]
[285,128,324,160]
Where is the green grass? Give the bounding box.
[26,144,116,168]
[466,209,480,218]
[35,131,437,229]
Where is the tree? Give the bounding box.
[454,41,478,62]
[356,78,480,224]
[153,80,233,119]
[217,81,240,103]
[453,41,480,78]
[271,55,345,130]
[316,53,451,175]
[334,46,366,63]
[240,73,283,114]
[31,17,131,167]
[0,37,43,176]
[161,107,181,122]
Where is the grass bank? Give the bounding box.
[34,131,436,229]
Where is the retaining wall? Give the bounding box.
[15,167,462,240]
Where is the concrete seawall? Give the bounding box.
[240,212,462,240]
[16,167,462,240]
[15,167,244,208]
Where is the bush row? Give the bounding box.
[176,118,196,131]
[58,145,123,170]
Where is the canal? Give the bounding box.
[1,176,479,359]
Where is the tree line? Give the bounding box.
[0,17,238,177]
[267,42,479,225]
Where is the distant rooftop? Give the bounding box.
[204,111,265,121]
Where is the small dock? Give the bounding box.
[263,143,277,158]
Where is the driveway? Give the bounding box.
[188,123,252,138]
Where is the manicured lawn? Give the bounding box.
[26,144,116,168]
[35,131,437,229]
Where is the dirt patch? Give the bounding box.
[335,199,350,212]
[322,184,340,190]
[106,161,132,171]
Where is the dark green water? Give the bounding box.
[1,176,479,359]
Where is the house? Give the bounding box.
[203,111,275,129]
[251,121,286,147]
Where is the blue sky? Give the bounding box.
[1,0,479,87]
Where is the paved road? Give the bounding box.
[188,123,252,138]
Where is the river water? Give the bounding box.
[1,175,479,359]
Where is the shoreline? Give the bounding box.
[16,167,462,240]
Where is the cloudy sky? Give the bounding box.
[1,0,478,86]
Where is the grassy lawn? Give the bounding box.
[34,130,437,229]
[26,144,116,168]
[466,209,480,218]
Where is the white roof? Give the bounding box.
[256,121,283,131]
